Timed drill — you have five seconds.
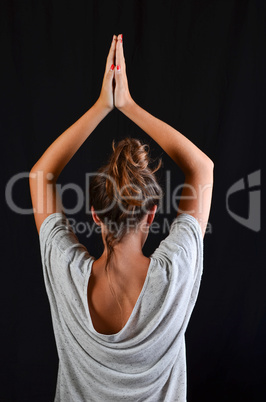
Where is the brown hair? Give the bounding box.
[89,138,162,325]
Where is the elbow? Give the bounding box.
[29,163,37,177]
[30,161,40,174]
[206,158,214,185]
[29,165,37,181]
[29,164,42,188]
[203,154,214,170]
[207,159,214,176]
[29,168,37,190]
[209,157,214,169]
[196,156,214,183]
[202,156,214,177]
[184,158,214,180]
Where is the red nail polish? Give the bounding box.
[117,65,121,71]
[121,34,123,40]
[110,64,115,70]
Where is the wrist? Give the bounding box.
[94,98,113,116]
[118,97,136,115]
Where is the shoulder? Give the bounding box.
[39,212,71,242]
[39,212,91,264]
[169,213,202,236]
[151,213,203,274]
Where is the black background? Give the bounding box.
[1,1,265,401]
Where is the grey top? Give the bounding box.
[39,212,203,402]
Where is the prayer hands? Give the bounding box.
[97,34,133,112]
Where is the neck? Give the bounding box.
[106,235,144,258]
[100,231,147,271]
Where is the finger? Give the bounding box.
[106,35,117,70]
[105,63,115,85]
[115,34,125,71]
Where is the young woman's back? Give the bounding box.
[30,34,214,401]
[87,254,151,334]
[39,209,203,401]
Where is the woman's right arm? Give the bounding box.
[114,34,214,238]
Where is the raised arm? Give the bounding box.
[114,34,214,237]
[29,35,117,233]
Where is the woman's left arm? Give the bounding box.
[30,35,117,233]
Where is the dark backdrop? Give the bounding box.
[1,1,265,401]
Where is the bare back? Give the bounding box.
[87,256,151,335]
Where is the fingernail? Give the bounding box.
[110,64,115,70]
[117,65,121,71]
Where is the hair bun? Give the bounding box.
[110,138,149,175]
[106,138,159,207]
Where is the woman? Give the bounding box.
[30,34,214,401]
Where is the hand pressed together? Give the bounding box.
[97,34,133,112]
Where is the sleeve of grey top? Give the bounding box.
[39,212,92,310]
[151,213,204,332]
